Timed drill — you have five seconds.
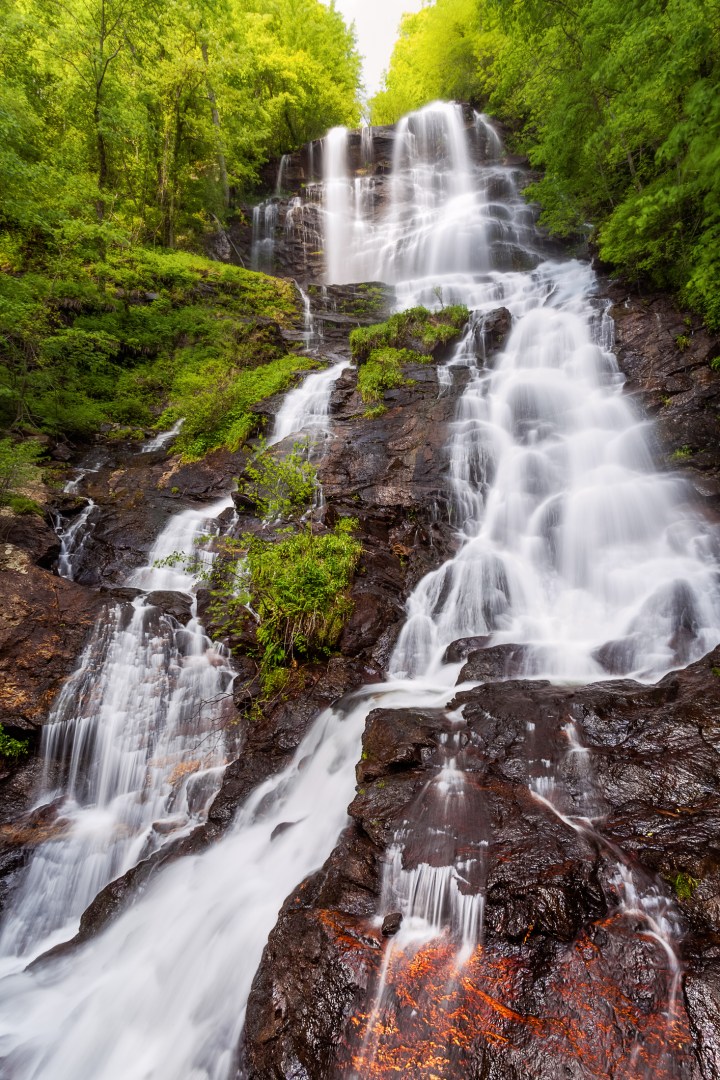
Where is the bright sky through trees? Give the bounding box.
[329,0,424,96]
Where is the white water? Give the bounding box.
[55,500,97,580]
[268,357,352,447]
[2,100,719,1077]
[0,498,235,970]
[141,419,184,454]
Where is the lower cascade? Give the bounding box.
[1,101,719,1079]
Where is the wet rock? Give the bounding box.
[607,280,720,510]
[0,510,60,567]
[146,590,193,624]
[443,635,492,662]
[356,708,442,784]
[99,585,143,603]
[381,911,402,936]
[686,966,720,1078]
[0,558,101,731]
[245,650,720,1078]
[481,306,512,351]
[457,643,529,682]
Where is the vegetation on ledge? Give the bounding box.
[349,305,470,364]
[349,306,469,406]
[0,246,319,459]
[164,446,362,695]
[0,0,362,464]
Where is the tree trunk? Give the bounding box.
[200,41,230,209]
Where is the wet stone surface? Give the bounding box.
[243,647,720,1079]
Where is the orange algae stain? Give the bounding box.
[337,932,694,1079]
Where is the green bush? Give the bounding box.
[240,440,317,520]
[0,726,30,760]
[245,519,361,673]
[670,871,700,902]
[0,438,43,499]
[357,348,416,403]
[0,247,301,451]
[349,305,469,362]
[206,519,362,689]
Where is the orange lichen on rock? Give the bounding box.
[340,930,693,1079]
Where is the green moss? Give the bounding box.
[349,304,469,363]
[671,445,693,461]
[0,246,300,453]
[162,353,320,460]
[670,871,700,902]
[0,493,44,515]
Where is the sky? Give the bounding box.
[331,0,425,98]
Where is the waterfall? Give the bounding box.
[2,101,719,1078]
[0,498,236,969]
[322,127,354,285]
[250,201,279,272]
[275,153,290,195]
[141,418,184,454]
[54,500,97,580]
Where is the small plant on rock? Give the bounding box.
[0,726,30,760]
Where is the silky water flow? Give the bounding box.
[1,102,719,1079]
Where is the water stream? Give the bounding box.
[1,101,719,1077]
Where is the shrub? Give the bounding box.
[0,726,30,760]
[206,519,362,689]
[0,438,43,500]
[357,348,416,403]
[241,440,317,521]
[349,304,469,362]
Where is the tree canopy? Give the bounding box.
[371,0,720,327]
[0,0,361,253]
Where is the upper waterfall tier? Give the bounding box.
[249,102,546,303]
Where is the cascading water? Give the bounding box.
[54,500,97,580]
[0,498,236,970]
[141,418,185,454]
[250,201,279,272]
[2,101,719,1078]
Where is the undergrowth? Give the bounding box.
[0,247,305,458]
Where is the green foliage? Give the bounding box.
[670,871,700,902]
[373,0,720,326]
[671,445,693,461]
[1,493,43,515]
[0,726,30,760]
[244,518,361,675]
[363,404,387,419]
[0,0,361,250]
[0,437,43,497]
[357,348,414,403]
[349,305,469,363]
[0,246,314,455]
[350,306,468,405]
[241,440,317,520]
[206,518,362,689]
[164,351,319,459]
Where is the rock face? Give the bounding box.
[243,649,720,1079]
[608,280,720,511]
